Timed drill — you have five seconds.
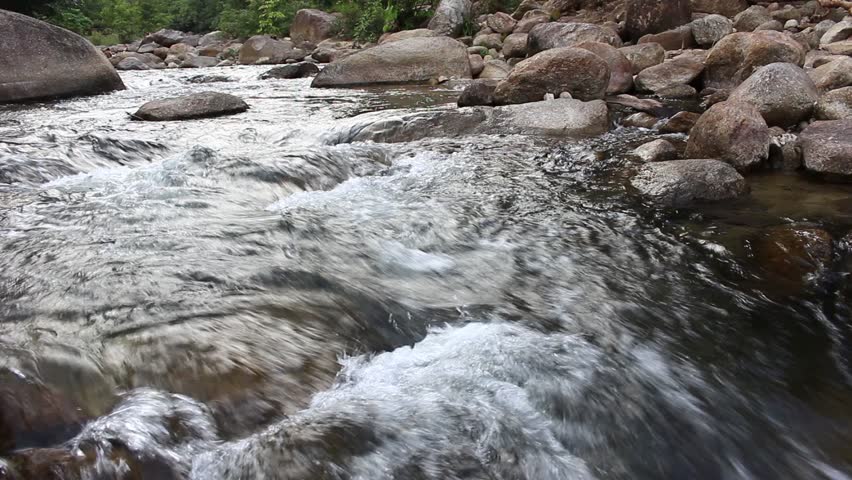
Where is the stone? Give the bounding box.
[733,5,773,31]
[656,84,698,98]
[133,92,249,121]
[799,119,852,178]
[638,26,697,50]
[576,42,633,95]
[660,110,702,133]
[770,6,802,22]
[428,0,473,36]
[527,22,623,54]
[290,9,338,44]
[0,10,125,102]
[494,98,610,136]
[493,47,610,104]
[379,29,440,44]
[458,80,498,106]
[514,10,550,33]
[200,31,229,47]
[785,19,799,30]
[755,20,784,31]
[685,101,770,170]
[691,14,734,47]
[512,0,543,19]
[820,20,852,44]
[478,59,512,79]
[727,62,819,127]
[606,94,665,114]
[623,112,660,128]
[469,54,485,76]
[312,37,471,87]
[149,28,185,47]
[181,54,219,68]
[808,56,852,91]
[633,139,678,162]
[137,42,159,54]
[815,86,852,119]
[116,57,151,70]
[473,33,503,50]
[703,31,806,89]
[690,0,749,17]
[768,132,802,170]
[631,159,749,206]
[487,12,517,34]
[752,226,833,281]
[239,36,305,65]
[822,39,852,54]
[502,33,529,58]
[625,0,692,41]
[312,39,357,63]
[260,62,321,79]
[619,43,666,74]
[635,55,704,93]
[187,74,231,84]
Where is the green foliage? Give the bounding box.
[50,7,94,33]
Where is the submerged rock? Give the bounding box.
[0,10,125,102]
[631,159,749,206]
[312,37,471,87]
[493,47,610,104]
[727,62,819,128]
[632,139,678,162]
[133,92,249,121]
[752,226,834,282]
[685,101,770,171]
[799,119,852,178]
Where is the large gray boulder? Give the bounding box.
[238,35,305,65]
[527,22,623,54]
[631,159,749,206]
[625,0,692,41]
[428,0,472,36]
[799,119,852,178]
[727,62,819,128]
[290,9,339,44]
[133,92,249,121]
[312,36,471,87]
[0,10,125,102]
[815,86,852,120]
[493,47,610,104]
[685,100,771,171]
[703,31,806,89]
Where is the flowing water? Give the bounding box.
[1,66,851,480]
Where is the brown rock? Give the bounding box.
[690,0,749,17]
[703,31,806,89]
[808,56,852,92]
[631,159,749,206]
[752,226,833,282]
[685,101,771,170]
[800,119,852,178]
[494,47,610,104]
[727,62,819,127]
[238,35,305,65]
[290,9,338,44]
[625,0,693,41]
[660,110,702,133]
[815,86,852,120]
[576,42,634,95]
[635,54,704,92]
[623,112,660,128]
[487,12,517,34]
[514,10,550,33]
[638,26,697,51]
[502,33,529,58]
[619,43,666,74]
[527,22,623,54]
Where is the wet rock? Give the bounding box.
[116,57,151,70]
[633,139,678,162]
[656,84,698,98]
[494,98,610,136]
[487,12,517,34]
[815,86,852,119]
[704,31,806,89]
[458,80,498,106]
[660,110,701,133]
[181,54,219,68]
[625,0,693,41]
[692,14,733,47]
[606,94,665,114]
[260,62,321,79]
[576,42,633,95]
[820,20,852,44]
[690,0,749,17]
[635,54,704,93]
[527,22,623,54]
[768,132,802,170]
[638,26,697,50]
[502,33,529,58]
[685,101,770,170]
[808,56,852,92]
[734,5,773,31]
[312,37,471,87]
[0,10,125,102]
[290,9,338,44]
[473,33,504,50]
[752,226,833,282]
[514,10,550,33]
[800,119,852,178]
[239,36,305,65]
[187,75,231,84]
[493,47,610,104]
[199,31,228,47]
[149,28,185,47]
[623,112,660,128]
[133,92,249,121]
[727,62,819,127]
[619,43,666,74]
[631,159,749,206]
[429,0,472,36]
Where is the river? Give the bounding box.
[1,66,851,479]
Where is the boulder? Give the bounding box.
[502,33,529,58]
[733,6,772,32]
[260,62,320,79]
[822,39,852,55]
[493,47,610,104]
[635,55,704,93]
[606,94,665,114]
[458,80,498,106]
[657,84,698,98]
[632,139,678,162]
[768,131,802,171]
[576,42,634,95]
[799,119,852,178]
[514,10,550,33]
[116,57,151,70]
[752,226,833,281]
[685,101,770,170]
[619,43,665,74]
[478,59,512,79]
[660,110,702,133]
[512,0,543,19]
[0,10,125,102]
[527,22,623,54]
[312,39,357,63]
[312,36,471,87]
[755,20,784,32]
[200,31,229,47]
[494,98,610,136]
[623,112,660,128]
[379,29,440,44]
[691,14,733,47]
[133,92,249,121]
[238,35,305,65]
[486,12,517,34]
[808,56,852,92]
[149,28,185,47]
[690,0,749,17]
[428,0,472,36]
[770,6,802,22]
[137,42,159,54]
[727,62,818,127]
[473,33,503,50]
[181,54,219,68]
[290,9,338,44]
[815,86,852,120]
[631,159,749,206]
[820,20,852,44]
[625,0,693,41]
[638,26,696,50]
[703,31,806,89]
[469,54,485,76]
